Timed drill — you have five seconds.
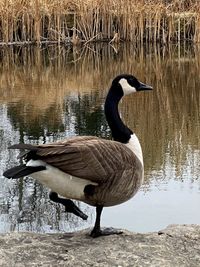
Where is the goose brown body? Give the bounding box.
[14,136,143,207]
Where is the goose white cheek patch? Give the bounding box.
[119,78,137,95]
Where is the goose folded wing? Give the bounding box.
[33,137,138,183]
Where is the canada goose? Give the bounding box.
[3,74,152,237]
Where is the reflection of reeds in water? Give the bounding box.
[0,46,98,114]
[121,45,200,181]
[0,44,199,178]
[0,44,199,233]
[0,1,200,44]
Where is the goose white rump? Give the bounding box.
[27,160,98,200]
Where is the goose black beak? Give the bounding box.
[138,82,153,91]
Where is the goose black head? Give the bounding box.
[112,74,153,96]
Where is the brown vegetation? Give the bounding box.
[0,0,199,45]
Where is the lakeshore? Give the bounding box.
[0,225,200,266]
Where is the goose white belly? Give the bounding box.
[26,160,97,200]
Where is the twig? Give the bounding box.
[83,33,101,46]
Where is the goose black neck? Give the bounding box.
[104,86,133,143]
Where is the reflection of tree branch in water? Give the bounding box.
[71,47,87,64]
[66,45,101,64]
[109,44,120,54]
[49,46,71,61]
[48,45,85,64]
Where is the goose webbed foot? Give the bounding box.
[90,205,123,238]
[90,227,123,238]
[49,192,88,220]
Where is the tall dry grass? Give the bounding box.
[0,0,199,44]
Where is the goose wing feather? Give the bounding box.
[12,136,140,183]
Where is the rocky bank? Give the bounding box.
[0,224,200,267]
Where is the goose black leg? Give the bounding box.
[90,205,103,237]
[49,192,88,220]
[90,205,123,238]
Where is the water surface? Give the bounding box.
[0,44,199,233]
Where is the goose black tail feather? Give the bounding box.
[8,144,37,150]
[3,165,46,179]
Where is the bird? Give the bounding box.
[3,74,152,237]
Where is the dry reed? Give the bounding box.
[0,0,199,45]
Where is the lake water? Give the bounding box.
[0,44,199,233]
